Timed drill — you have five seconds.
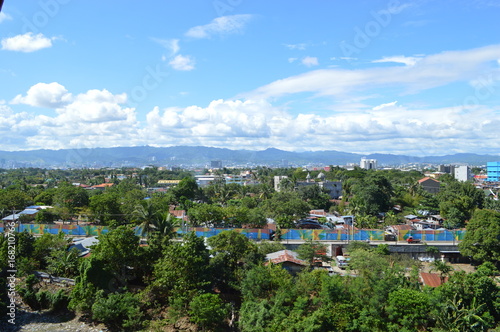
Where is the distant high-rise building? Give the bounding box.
[211,160,222,169]
[438,164,455,174]
[454,165,471,182]
[360,157,377,170]
[487,162,500,182]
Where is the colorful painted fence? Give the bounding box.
[397,229,465,242]
[0,223,466,242]
[0,223,111,237]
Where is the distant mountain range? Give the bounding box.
[0,146,498,168]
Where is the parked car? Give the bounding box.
[297,219,323,229]
[336,256,349,269]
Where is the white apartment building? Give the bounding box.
[360,157,377,170]
[454,165,472,182]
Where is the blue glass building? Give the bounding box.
[487,162,500,181]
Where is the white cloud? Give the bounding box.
[284,43,307,50]
[185,14,253,39]
[0,12,12,23]
[372,55,421,66]
[5,87,500,155]
[139,98,500,155]
[288,57,298,63]
[331,57,358,61]
[1,33,54,52]
[246,44,500,100]
[151,37,179,55]
[11,82,72,108]
[301,56,319,67]
[372,101,398,111]
[169,54,195,71]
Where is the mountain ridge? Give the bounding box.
[0,146,498,168]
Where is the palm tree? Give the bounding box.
[132,200,159,237]
[430,259,453,284]
[151,212,180,239]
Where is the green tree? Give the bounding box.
[296,240,331,267]
[430,260,453,284]
[386,288,431,330]
[53,183,89,213]
[459,209,500,262]
[262,191,310,228]
[208,231,261,292]
[188,203,223,226]
[171,176,199,202]
[150,232,210,308]
[257,240,286,255]
[132,199,160,237]
[0,189,32,210]
[92,291,144,331]
[91,226,144,289]
[89,192,121,225]
[46,248,80,277]
[189,293,230,331]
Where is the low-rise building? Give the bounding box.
[418,177,441,194]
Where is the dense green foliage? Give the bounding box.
[1,166,500,330]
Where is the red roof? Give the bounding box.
[169,210,186,218]
[418,177,440,184]
[266,250,307,266]
[92,183,114,188]
[389,224,413,231]
[420,272,448,287]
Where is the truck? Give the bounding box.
[406,236,421,244]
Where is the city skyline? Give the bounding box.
[1,1,500,155]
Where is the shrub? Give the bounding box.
[91,291,144,331]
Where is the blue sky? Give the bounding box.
[1,0,500,156]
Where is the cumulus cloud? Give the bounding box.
[302,56,319,67]
[4,88,500,155]
[139,98,500,154]
[11,82,72,108]
[185,14,253,39]
[1,33,54,52]
[169,54,195,71]
[2,86,140,151]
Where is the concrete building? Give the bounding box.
[274,175,342,199]
[438,164,455,174]
[274,175,290,192]
[418,177,441,194]
[454,165,472,182]
[195,175,222,187]
[487,162,500,182]
[360,157,377,170]
[210,160,222,169]
[295,180,343,199]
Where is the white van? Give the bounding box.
[336,256,349,269]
